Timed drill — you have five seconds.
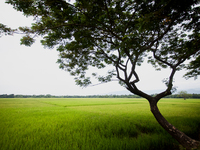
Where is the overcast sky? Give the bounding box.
[0,1,200,96]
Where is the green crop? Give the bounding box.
[0,98,199,150]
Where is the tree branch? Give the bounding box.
[154,67,176,101]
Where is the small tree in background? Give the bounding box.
[178,91,189,100]
[1,0,200,149]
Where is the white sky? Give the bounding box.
[0,1,200,95]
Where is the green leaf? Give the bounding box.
[20,35,35,46]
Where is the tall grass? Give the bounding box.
[0,98,199,150]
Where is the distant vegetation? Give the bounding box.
[1,93,200,98]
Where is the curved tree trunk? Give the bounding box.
[149,100,200,150]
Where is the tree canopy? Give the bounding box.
[1,0,200,149]
[2,0,199,97]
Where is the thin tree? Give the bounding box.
[1,0,200,149]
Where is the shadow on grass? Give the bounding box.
[164,116,200,141]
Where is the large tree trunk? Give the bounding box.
[149,99,200,150]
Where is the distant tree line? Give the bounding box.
[0,93,200,99]
[0,94,140,98]
[165,93,200,99]
[0,94,15,98]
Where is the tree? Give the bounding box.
[1,0,200,149]
[178,91,189,100]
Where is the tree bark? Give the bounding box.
[149,99,200,150]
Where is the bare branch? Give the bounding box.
[155,67,177,100]
[153,50,174,67]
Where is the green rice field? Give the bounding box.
[0,98,200,150]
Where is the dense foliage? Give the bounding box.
[1,0,199,96]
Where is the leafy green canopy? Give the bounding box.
[2,0,200,98]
